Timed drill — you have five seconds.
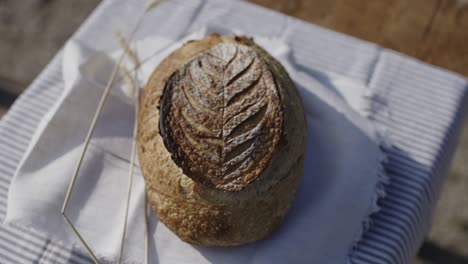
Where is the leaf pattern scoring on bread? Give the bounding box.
[159,43,283,191]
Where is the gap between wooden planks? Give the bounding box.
[248,0,468,77]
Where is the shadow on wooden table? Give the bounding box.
[418,241,468,264]
[0,77,23,114]
[0,88,17,109]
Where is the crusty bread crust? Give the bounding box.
[138,34,307,246]
[159,41,284,191]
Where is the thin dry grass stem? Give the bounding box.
[114,31,141,69]
[145,0,165,12]
[120,66,138,98]
[144,195,151,264]
[63,0,166,261]
[118,101,139,264]
[118,42,141,264]
[61,50,126,264]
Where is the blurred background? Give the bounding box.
[0,0,467,263]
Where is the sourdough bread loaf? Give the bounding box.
[138,34,307,246]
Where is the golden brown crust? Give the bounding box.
[138,34,307,246]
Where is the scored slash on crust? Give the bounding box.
[159,43,284,191]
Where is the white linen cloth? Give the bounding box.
[5,26,387,264]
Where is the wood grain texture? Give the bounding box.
[248,0,468,77]
[160,43,283,191]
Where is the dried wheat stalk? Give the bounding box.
[62,0,164,263]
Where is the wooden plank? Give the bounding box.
[248,0,468,77]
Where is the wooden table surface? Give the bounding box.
[249,0,468,77]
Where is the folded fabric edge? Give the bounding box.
[5,218,141,264]
[344,126,391,264]
[345,51,392,264]
[1,219,90,263]
[7,192,151,264]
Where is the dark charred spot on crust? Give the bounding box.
[234,35,254,45]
